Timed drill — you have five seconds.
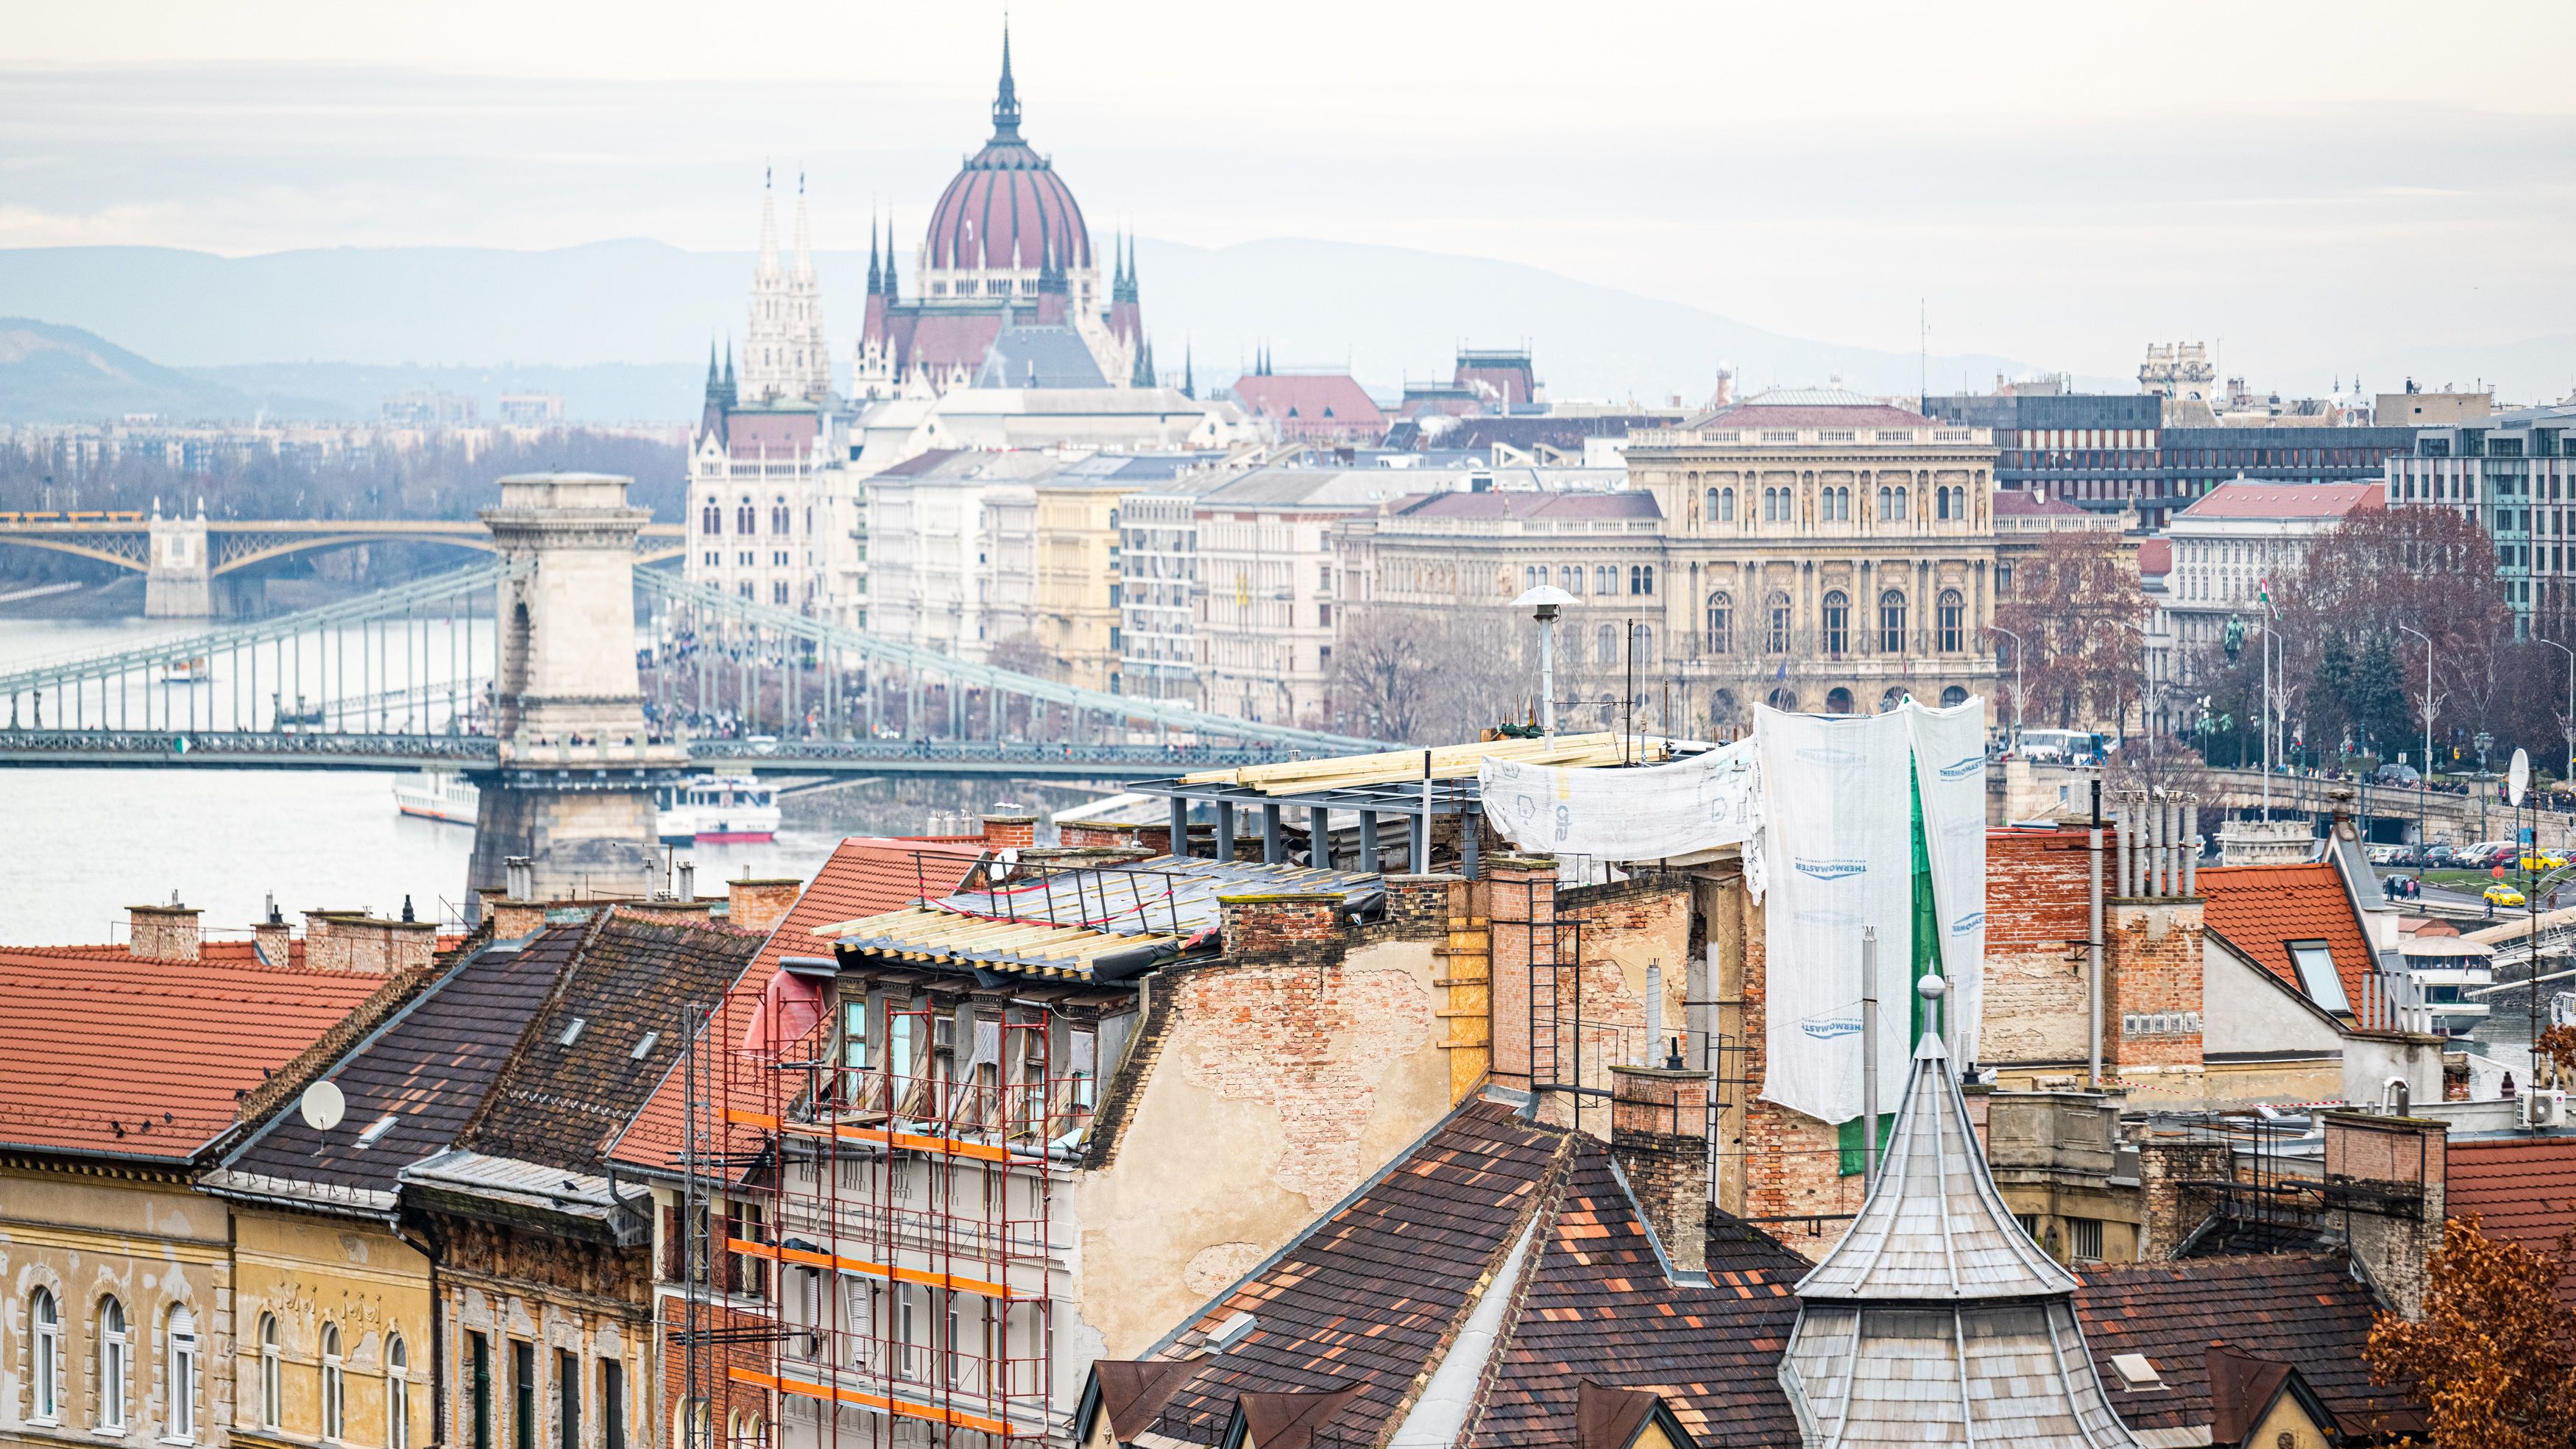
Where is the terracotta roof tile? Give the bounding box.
[2178,481,2382,521]
[607,837,983,1174]
[0,944,386,1161]
[2072,1255,2420,1436]
[2197,862,2374,1010]
[2447,1136,2576,1305]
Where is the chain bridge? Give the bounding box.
[0,473,1382,900]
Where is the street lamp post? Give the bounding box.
[2538,634,2576,786]
[2398,623,2434,876]
[2476,729,2495,842]
[1512,585,1575,737]
[1989,624,2028,752]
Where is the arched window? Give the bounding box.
[678,1400,712,1449]
[1938,589,1965,651]
[771,496,790,534]
[168,1306,198,1442]
[1879,590,1907,653]
[1822,590,1850,656]
[735,496,755,534]
[1720,486,1735,521]
[1766,592,1793,654]
[1942,684,1970,708]
[1825,686,1855,715]
[1635,624,1655,663]
[1563,564,1582,595]
[386,1336,409,1449]
[98,1296,128,1431]
[1705,592,1732,655]
[1596,623,1618,664]
[1894,485,1908,520]
[260,1314,282,1430]
[1877,485,1892,519]
[699,500,721,535]
[1761,487,1777,522]
[322,1322,345,1442]
[1704,486,1719,522]
[1880,687,1905,713]
[1595,564,1616,595]
[1766,687,1800,713]
[30,1288,60,1423]
[1833,487,1851,521]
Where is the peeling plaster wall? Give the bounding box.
[227,1209,431,1449]
[1066,936,1448,1370]
[0,1170,232,1446]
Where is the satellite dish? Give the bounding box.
[2510,748,2531,809]
[300,1080,346,1132]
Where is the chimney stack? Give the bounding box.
[2321,1110,2448,1319]
[727,877,803,935]
[128,893,202,961]
[252,892,292,968]
[505,856,534,902]
[1610,1063,1713,1276]
[303,910,437,976]
[1485,854,1560,1099]
[981,810,1038,850]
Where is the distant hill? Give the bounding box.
[0,239,2076,416]
[0,319,276,424]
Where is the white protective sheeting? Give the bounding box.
[1755,706,1918,1124]
[1908,697,1991,1066]
[1477,737,1763,887]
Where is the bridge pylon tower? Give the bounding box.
[145,505,210,617]
[466,473,687,908]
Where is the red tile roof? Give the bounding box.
[726,411,818,459]
[2447,1136,2576,1304]
[2177,481,2382,522]
[1228,375,1387,429]
[606,837,985,1174]
[2137,537,2173,575]
[2197,862,2374,1010]
[0,945,386,1161]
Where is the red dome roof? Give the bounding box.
[921,32,1092,275]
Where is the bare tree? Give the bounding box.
[1328,606,1527,745]
[1995,530,2144,731]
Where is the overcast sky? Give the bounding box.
[8,0,2575,392]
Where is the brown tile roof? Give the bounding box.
[2447,1136,2576,1304]
[2197,862,2374,1009]
[606,837,983,1175]
[1468,1150,1805,1449]
[1389,489,1660,522]
[461,911,764,1172]
[0,943,386,1161]
[2072,1254,2421,1436]
[1142,1100,1571,1445]
[216,929,581,1200]
[2178,481,2382,521]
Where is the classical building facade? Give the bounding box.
[1621,387,2003,731]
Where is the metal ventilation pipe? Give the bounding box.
[2181,802,2200,895]
[2115,808,2134,899]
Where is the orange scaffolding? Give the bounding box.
[678,956,1095,1448]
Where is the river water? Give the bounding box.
[0,615,1098,945]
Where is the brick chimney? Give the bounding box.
[2322,1109,2448,1319]
[981,812,1038,850]
[303,911,437,975]
[1484,854,1560,1099]
[128,897,201,961]
[727,878,803,935]
[1610,1063,1713,1276]
[1058,819,1143,850]
[252,896,294,968]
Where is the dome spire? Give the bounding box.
[990,22,1023,143]
[866,209,881,296]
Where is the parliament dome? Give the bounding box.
[921,32,1094,277]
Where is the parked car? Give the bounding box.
[2424,844,2459,868]
[2524,853,2569,872]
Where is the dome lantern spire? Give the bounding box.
[990,24,1022,143]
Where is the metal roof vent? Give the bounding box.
[558,1018,587,1047]
[1207,1311,1258,1353]
[2110,1353,2164,1389]
[353,1115,400,1150]
[630,1031,660,1060]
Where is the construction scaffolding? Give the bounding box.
[675,946,1103,1449]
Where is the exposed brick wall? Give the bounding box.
[1060,821,1144,849]
[1485,859,1555,1096]
[1218,893,1343,959]
[1167,954,1437,1205]
[2106,901,2207,1103]
[1378,874,1455,940]
[2135,1137,2233,1259]
[1984,829,2097,1070]
[724,878,802,936]
[305,912,439,974]
[1438,879,1491,1104]
[2325,1111,2448,1319]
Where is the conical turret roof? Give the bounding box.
[1793,1026,2076,1301]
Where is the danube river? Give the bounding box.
[0,614,1089,944]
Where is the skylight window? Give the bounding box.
[557,1018,587,1047]
[353,1116,398,1149]
[630,1031,660,1060]
[2287,941,2350,1012]
[2109,1353,2162,1389]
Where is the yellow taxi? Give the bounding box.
[2485,883,2527,908]
[2523,854,2568,872]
